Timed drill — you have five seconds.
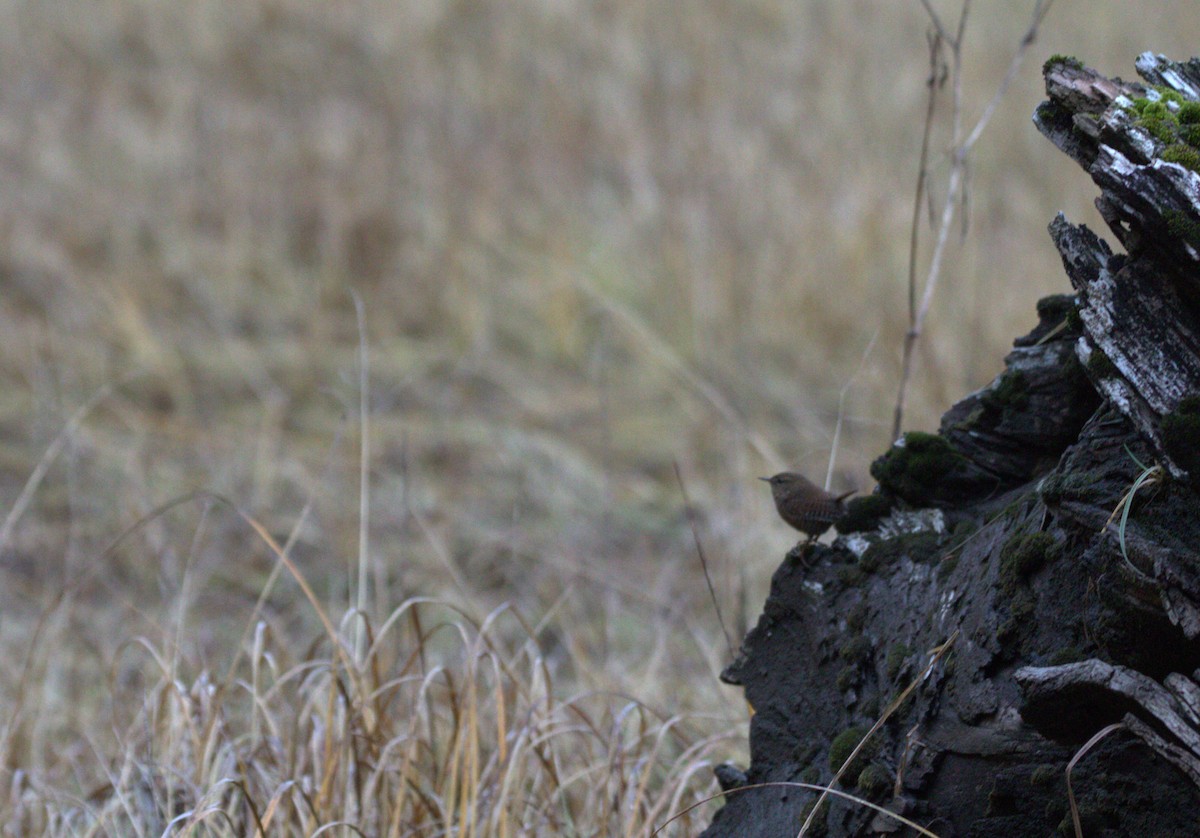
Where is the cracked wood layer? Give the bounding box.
[1016,660,1200,785]
[1040,53,1200,479]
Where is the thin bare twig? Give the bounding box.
[0,372,143,553]
[674,461,735,662]
[826,329,880,491]
[917,0,952,44]
[962,0,1055,152]
[896,30,947,441]
[892,0,1056,439]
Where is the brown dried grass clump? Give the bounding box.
[3,505,734,835]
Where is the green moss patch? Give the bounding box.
[1179,101,1200,124]
[1048,646,1085,666]
[870,432,971,506]
[885,643,912,682]
[1031,763,1060,788]
[936,553,960,580]
[798,799,828,837]
[1086,348,1117,379]
[1132,98,1179,143]
[845,602,869,632]
[1164,209,1200,248]
[1036,292,1079,328]
[1162,143,1200,173]
[995,531,1059,652]
[1065,303,1083,332]
[1128,92,1200,155]
[1154,85,1186,105]
[838,493,894,533]
[1178,101,1200,143]
[998,531,1059,594]
[1162,395,1200,478]
[862,529,945,569]
[999,587,1037,638]
[1039,469,1106,505]
[1042,54,1083,74]
[836,564,866,587]
[828,725,880,785]
[856,762,893,798]
[839,635,873,665]
[983,369,1030,413]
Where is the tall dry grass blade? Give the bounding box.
[1066,722,1125,838]
[456,641,482,838]
[0,373,139,553]
[233,507,359,693]
[827,329,879,491]
[168,497,212,689]
[626,714,686,834]
[674,461,735,663]
[352,290,372,665]
[256,778,300,834]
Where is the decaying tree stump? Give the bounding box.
[703,53,1200,837]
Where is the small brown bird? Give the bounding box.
[760,472,854,541]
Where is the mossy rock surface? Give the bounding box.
[827,725,879,785]
[1162,395,1200,480]
[837,493,893,534]
[870,432,974,507]
[861,529,945,570]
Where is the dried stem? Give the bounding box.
[674,461,736,663]
[892,0,1056,440]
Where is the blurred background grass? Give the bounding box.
[2,0,1200,828]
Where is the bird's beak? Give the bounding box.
[758,477,770,482]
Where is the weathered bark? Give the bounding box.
[704,53,1200,837]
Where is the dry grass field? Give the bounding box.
[2,1,1199,834]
